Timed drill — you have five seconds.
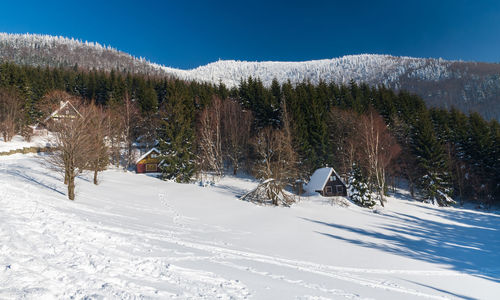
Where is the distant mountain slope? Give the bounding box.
[1,33,499,120]
[0,33,168,76]
[174,57,500,121]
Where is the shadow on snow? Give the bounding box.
[302,203,500,284]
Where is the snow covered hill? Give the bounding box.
[165,55,453,88]
[1,153,499,299]
[167,56,500,121]
[1,32,499,120]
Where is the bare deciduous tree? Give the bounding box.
[243,101,298,206]
[358,110,401,206]
[222,99,253,175]
[197,97,223,178]
[137,112,160,151]
[87,104,109,185]
[327,108,361,176]
[122,93,140,169]
[105,93,140,169]
[106,104,124,167]
[36,90,74,121]
[0,88,23,142]
[45,100,93,200]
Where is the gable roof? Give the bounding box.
[305,167,346,193]
[136,147,160,164]
[43,101,82,123]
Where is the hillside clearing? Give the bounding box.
[0,154,499,299]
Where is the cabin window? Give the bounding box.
[330,175,336,181]
[326,186,332,194]
[146,164,157,172]
[336,185,343,194]
[151,153,157,158]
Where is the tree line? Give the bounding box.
[0,62,498,206]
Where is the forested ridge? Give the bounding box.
[0,62,498,206]
[2,33,500,121]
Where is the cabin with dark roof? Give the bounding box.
[305,167,347,197]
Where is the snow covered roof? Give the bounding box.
[305,167,346,193]
[136,148,160,163]
[305,168,332,192]
[43,101,82,123]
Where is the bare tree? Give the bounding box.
[36,90,74,121]
[105,93,139,169]
[197,96,223,179]
[327,108,361,176]
[136,112,160,151]
[106,104,124,167]
[391,116,418,198]
[122,93,140,169]
[0,88,23,142]
[45,100,93,200]
[87,104,109,185]
[358,110,401,206]
[221,99,253,175]
[243,101,298,206]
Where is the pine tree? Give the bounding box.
[157,81,196,183]
[412,113,454,206]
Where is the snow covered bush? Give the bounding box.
[347,164,376,208]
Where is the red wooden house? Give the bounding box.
[136,148,161,173]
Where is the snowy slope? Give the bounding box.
[164,55,453,88]
[0,33,167,76]
[0,33,453,87]
[1,153,499,299]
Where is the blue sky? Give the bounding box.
[1,0,500,69]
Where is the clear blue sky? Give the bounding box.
[1,0,500,69]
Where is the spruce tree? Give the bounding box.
[157,81,196,183]
[347,163,375,208]
[412,113,454,206]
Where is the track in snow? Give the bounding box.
[0,154,497,299]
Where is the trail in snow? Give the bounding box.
[1,154,499,299]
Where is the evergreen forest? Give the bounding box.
[0,62,498,206]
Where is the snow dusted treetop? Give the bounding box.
[0,32,168,76]
[167,55,455,88]
[1,32,498,120]
[0,32,455,87]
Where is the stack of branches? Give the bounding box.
[241,178,296,207]
[242,100,298,206]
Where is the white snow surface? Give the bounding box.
[1,154,500,299]
[0,135,50,153]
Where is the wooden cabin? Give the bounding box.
[305,167,347,196]
[46,101,82,122]
[31,101,82,136]
[136,148,161,173]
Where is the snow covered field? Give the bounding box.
[1,154,499,299]
[0,135,50,153]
